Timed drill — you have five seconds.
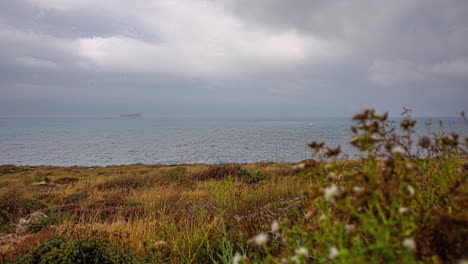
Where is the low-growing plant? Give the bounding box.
[64,191,87,204]
[27,212,67,233]
[163,167,186,182]
[9,235,141,264]
[35,172,51,183]
[243,108,467,263]
[248,171,265,184]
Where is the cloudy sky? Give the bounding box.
[1,0,467,118]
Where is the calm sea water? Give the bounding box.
[0,117,466,166]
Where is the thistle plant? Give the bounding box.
[245,108,467,263]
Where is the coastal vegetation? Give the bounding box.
[0,109,466,263]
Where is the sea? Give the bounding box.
[0,117,466,166]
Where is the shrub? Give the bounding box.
[64,192,87,204]
[192,164,242,181]
[9,235,141,264]
[28,212,66,233]
[0,190,47,230]
[53,177,78,185]
[34,172,51,183]
[248,171,265,184]
[163,167,186,182]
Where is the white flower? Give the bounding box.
[328,246,339,259]
[294,247,309,258]
[407,185,415,196]
[324,184,339,202]
[345,224,356,232]
[402,238,416,251]
[290,255,301,264]
[391,146,405,155]
[319,214,327,221]
[328,172,337,179]
[398,207,409,214]
[233,252,244,264]
[253,233,268,246]
[352,186,363,193]
[304,211,314,219]
[271,221,280,233]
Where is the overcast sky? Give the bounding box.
[1,0,467,118]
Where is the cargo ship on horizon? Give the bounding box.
[119,113,142,118]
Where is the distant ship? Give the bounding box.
[119,113,142,118]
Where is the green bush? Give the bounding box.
[27,212,65,233]
[238,168,265,183]
[35,172,51,183]
[9,235,142,264]
[248,171,265,183]
[164,167,186,182]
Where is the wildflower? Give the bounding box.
[398,207,409,214]
[271,220,280,233]
[324,184,339,202]
[233,252,246,264]
[234,216,244,221]
[304,211,314,219]
[353,109,370,121]
[319,214,327,221]
[352,186,363,193]
[308,141,325,150]
[290,255,301,264]
[401,118,416,130]
[253,233,268,246]
[328,246,339,259]
[407,185,415,196]
[294,247,309,258]
[264,214,274,219]
[345,224,356,232]
[402,238,416,251]
[391,146,405,155]
[418,136,431,148]
[325,146,341,157]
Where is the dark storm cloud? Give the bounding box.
[0,0,467,117]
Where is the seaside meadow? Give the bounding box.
[1,0,468,263]
[0,109,466,263]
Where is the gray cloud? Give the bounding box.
[0,0,467,118]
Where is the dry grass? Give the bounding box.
[0,109,466,263]
[0,162,303,262]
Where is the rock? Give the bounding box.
[15,212,47,234]
[32,181,48,186]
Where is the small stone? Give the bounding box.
[16,212,47,234]
[32,181,48,186]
